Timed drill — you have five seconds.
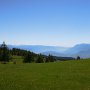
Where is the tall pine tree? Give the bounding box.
[0,42,11,62]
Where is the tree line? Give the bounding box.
[0,42,56,63]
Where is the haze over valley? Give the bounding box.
[7,43,90,58]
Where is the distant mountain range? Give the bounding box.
[7,45,69,53]
[64,44,90,58]
[42,44,90,58]
[7,43,90,58]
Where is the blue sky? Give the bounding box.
[0,0,90,46]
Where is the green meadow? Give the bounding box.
[0,57,90,90]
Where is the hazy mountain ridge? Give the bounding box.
[7,44,90,58]
[41,44,90,58]
[64,44,90,54]
[7,45,69,53]
[64,44,90,58]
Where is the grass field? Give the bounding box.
[0,58,90,90]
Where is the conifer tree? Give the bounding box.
[23,52,34,63]
[36,54,44,63]
[77,56,80,60]
[0,42,11,62]
[46,54,55,62]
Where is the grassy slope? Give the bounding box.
[0,59,90,90]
